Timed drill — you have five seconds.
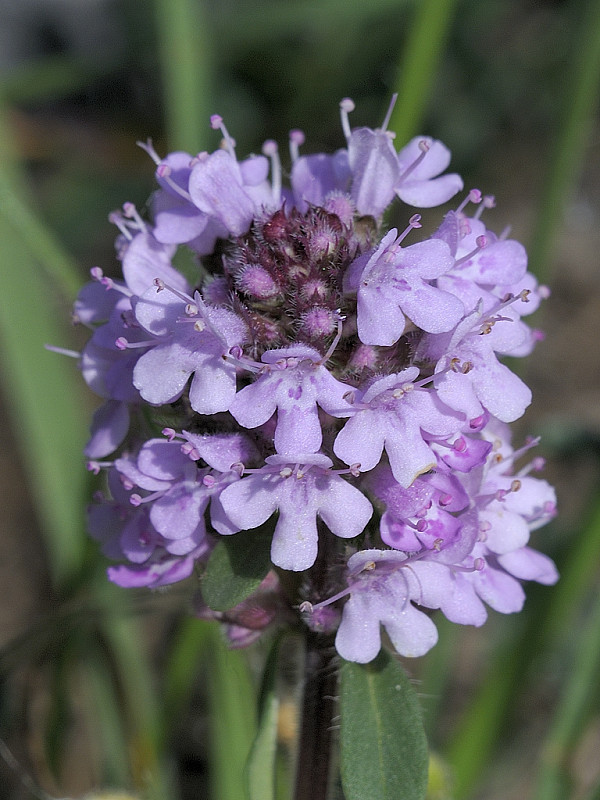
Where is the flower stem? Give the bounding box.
[293,525,340,800]
[293,629,337,800]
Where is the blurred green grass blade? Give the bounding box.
[82,638,131,788]
[541,499,600,646]
[0,55,100,104]
[389,0,459,142]
[153,0,213,153]
[528,0,600,280]
[0,177,82,299]
[96,582,175,800]
[216,0,413,50]
[45,641,73,778]
[162,616,210,740]
[533,587,600,800]
[0,200,88,587]
[205,625,257,800]
[446,638,521,799]
[247,635,282,800]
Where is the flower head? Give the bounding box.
[61,98,557,663]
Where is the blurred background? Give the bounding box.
[0,0,599,798]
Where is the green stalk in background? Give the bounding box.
[388,0,459,143]
[528,0,600,281]
[153,0,214,153]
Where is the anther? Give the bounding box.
[339,97,355,141]
[289,129,305,162]
[454,235,487,268]
[456,189,482,215]
[162,428,177,441]
[210,114,236,158]
[473,194,496,220]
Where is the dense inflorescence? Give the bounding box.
[74,98,557,663]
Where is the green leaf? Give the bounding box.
[340,651,429,800]
[202,523,274,612]
[246,635,283,800]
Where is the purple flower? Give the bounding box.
[64,98,558,662]
[334,369,463,487]
[229,345,353,455]
[218,454,373,571]
[424,303,533,423]
[334,550,440,662]
[347,230,464,346]
[132,284,247,413]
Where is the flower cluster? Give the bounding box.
[73,97,557,663]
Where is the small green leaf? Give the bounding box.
[246,635,283,800]
[202,524,274,612]
[340,650,429,800]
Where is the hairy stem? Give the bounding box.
[293,629,337,800]
[293,525,340,800]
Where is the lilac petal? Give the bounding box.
[384,425,438,488]
[122,233,186,296]
[397,174,463,207]
[318,477,373,538]
[152,191,210,244]
[150,484,209,539]
[291,151,351,211]
[348,128,399,218]
[230,376,279,430]
[218,475,279,531]
[438,437,492,472]
[114,456,171,492]
[469,240,528,286]
[471,361,532,423]
[411,562,488,626]
[239,154,270,185]
[356,282,406,346]
[182,431,259,472]
[133,343,192,405]
[336,594,382,663]
[481,508,530,554]
[108,554,197,588]
[381,602,439,658]
[155,150,193,193]
[398,282,464,334]
[210,492,241,536]
[497,547,559,585]
[85,400,130,458]
[74,281,121,325]
[275,404,323,455]
[164,533,204,555]
[189,357,238,415]
[397,137,451,179]
[137,440,190,480]
[120,514,157,563]
[271,509,319,571]
[189,150,255,236]
[334,414,385,473]
[472,565,525,613]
